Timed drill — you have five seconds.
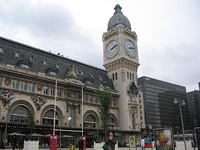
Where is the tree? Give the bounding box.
[97,90,112,140]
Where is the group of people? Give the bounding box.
[9,135,24,150]
[78,131,116,150]
[0,136,24,150]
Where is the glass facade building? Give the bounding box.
[138,76,192,131]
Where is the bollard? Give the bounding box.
[49,134,58,150]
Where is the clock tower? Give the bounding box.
[103,4,144,131]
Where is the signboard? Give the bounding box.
[129,136,136,148]
[144,137,152,148]
[154,128,174,150]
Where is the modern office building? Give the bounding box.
[187,89,200,128]
[138,76,191,131]
[0,4,145,145]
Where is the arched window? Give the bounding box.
[107,114,117,129]
[9,105,30,124]
[0,48,4,54]
[17,59,32,69]
[84,114,97,129]
[42,109,59,126]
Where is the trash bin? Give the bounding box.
[70,145,76,150]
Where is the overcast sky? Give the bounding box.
[0,0,199,91]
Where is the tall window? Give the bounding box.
[0,76,3,87]
[21,81,27,91]
[84,114,97,129]
[112,74,115,80]
[132,114,136,129]
[42,109,59,125]
[12,80,19,89]
[9,105,30,124]
[43,86,49,95]
[28,82,35,92]
[107,115,117,129]
[127,72,129,79]
[115,72,118,80]
[50,87,55,96]
[57,88,63,97]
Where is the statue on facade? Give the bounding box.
[31,95,47,110]
[0,89,15,106]
[65,65,82,79]
[127,81,138,101]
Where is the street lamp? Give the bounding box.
[173,98,187,150]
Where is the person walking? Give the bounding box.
[103,131,116,150]
[78,137,83,150]
[11,135,17,150]
[18,136,24,150]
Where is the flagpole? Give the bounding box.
[53,79,57,135]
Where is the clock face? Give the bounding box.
[106,40,119,58]
[125,40,136,57]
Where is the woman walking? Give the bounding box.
[103,131,116,150]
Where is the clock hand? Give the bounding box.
[128,47,134,49]
[111,44,118,50]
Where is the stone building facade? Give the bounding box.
[0,4,145,144]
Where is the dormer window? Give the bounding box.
[0,48,4,54]
[49,71,57,76]
[43,59,47,65]
[14,52,19,58]
[46,66,58,76]
[29,56,34,62]
[17,59,32,69]
[19,64,30,69]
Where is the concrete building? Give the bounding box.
[0,4,145,145]
[187,89,200,128]
[138,76,191,131]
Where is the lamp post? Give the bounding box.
[59,116,72,150]
[173,98,187,150]
[81,86,84,136]
[4,104,9,145]
[53,80,57,135]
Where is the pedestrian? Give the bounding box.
[18,136,24,150]
[102,131,116,150]
[0,138,5,149]
[11,135,17,150]
[78,137,83,150]
[141,138,145,150]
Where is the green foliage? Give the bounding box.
[96,90,112,139]
[28,110,35,133]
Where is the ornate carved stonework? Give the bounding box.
[0,89,15,106]
[127,81,138,102]
[31,95,47,110]
[66,65,82,79]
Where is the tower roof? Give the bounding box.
[107,4,131,31]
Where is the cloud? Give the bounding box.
[0,0,199,91]
[0,0,102,67]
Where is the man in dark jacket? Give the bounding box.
[78,138,83,150]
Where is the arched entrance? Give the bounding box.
[83,110,99,129]
[41,105,63,126]
[107,113,118,129]
[8,100,34,124]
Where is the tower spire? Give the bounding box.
[114,4,122,14]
